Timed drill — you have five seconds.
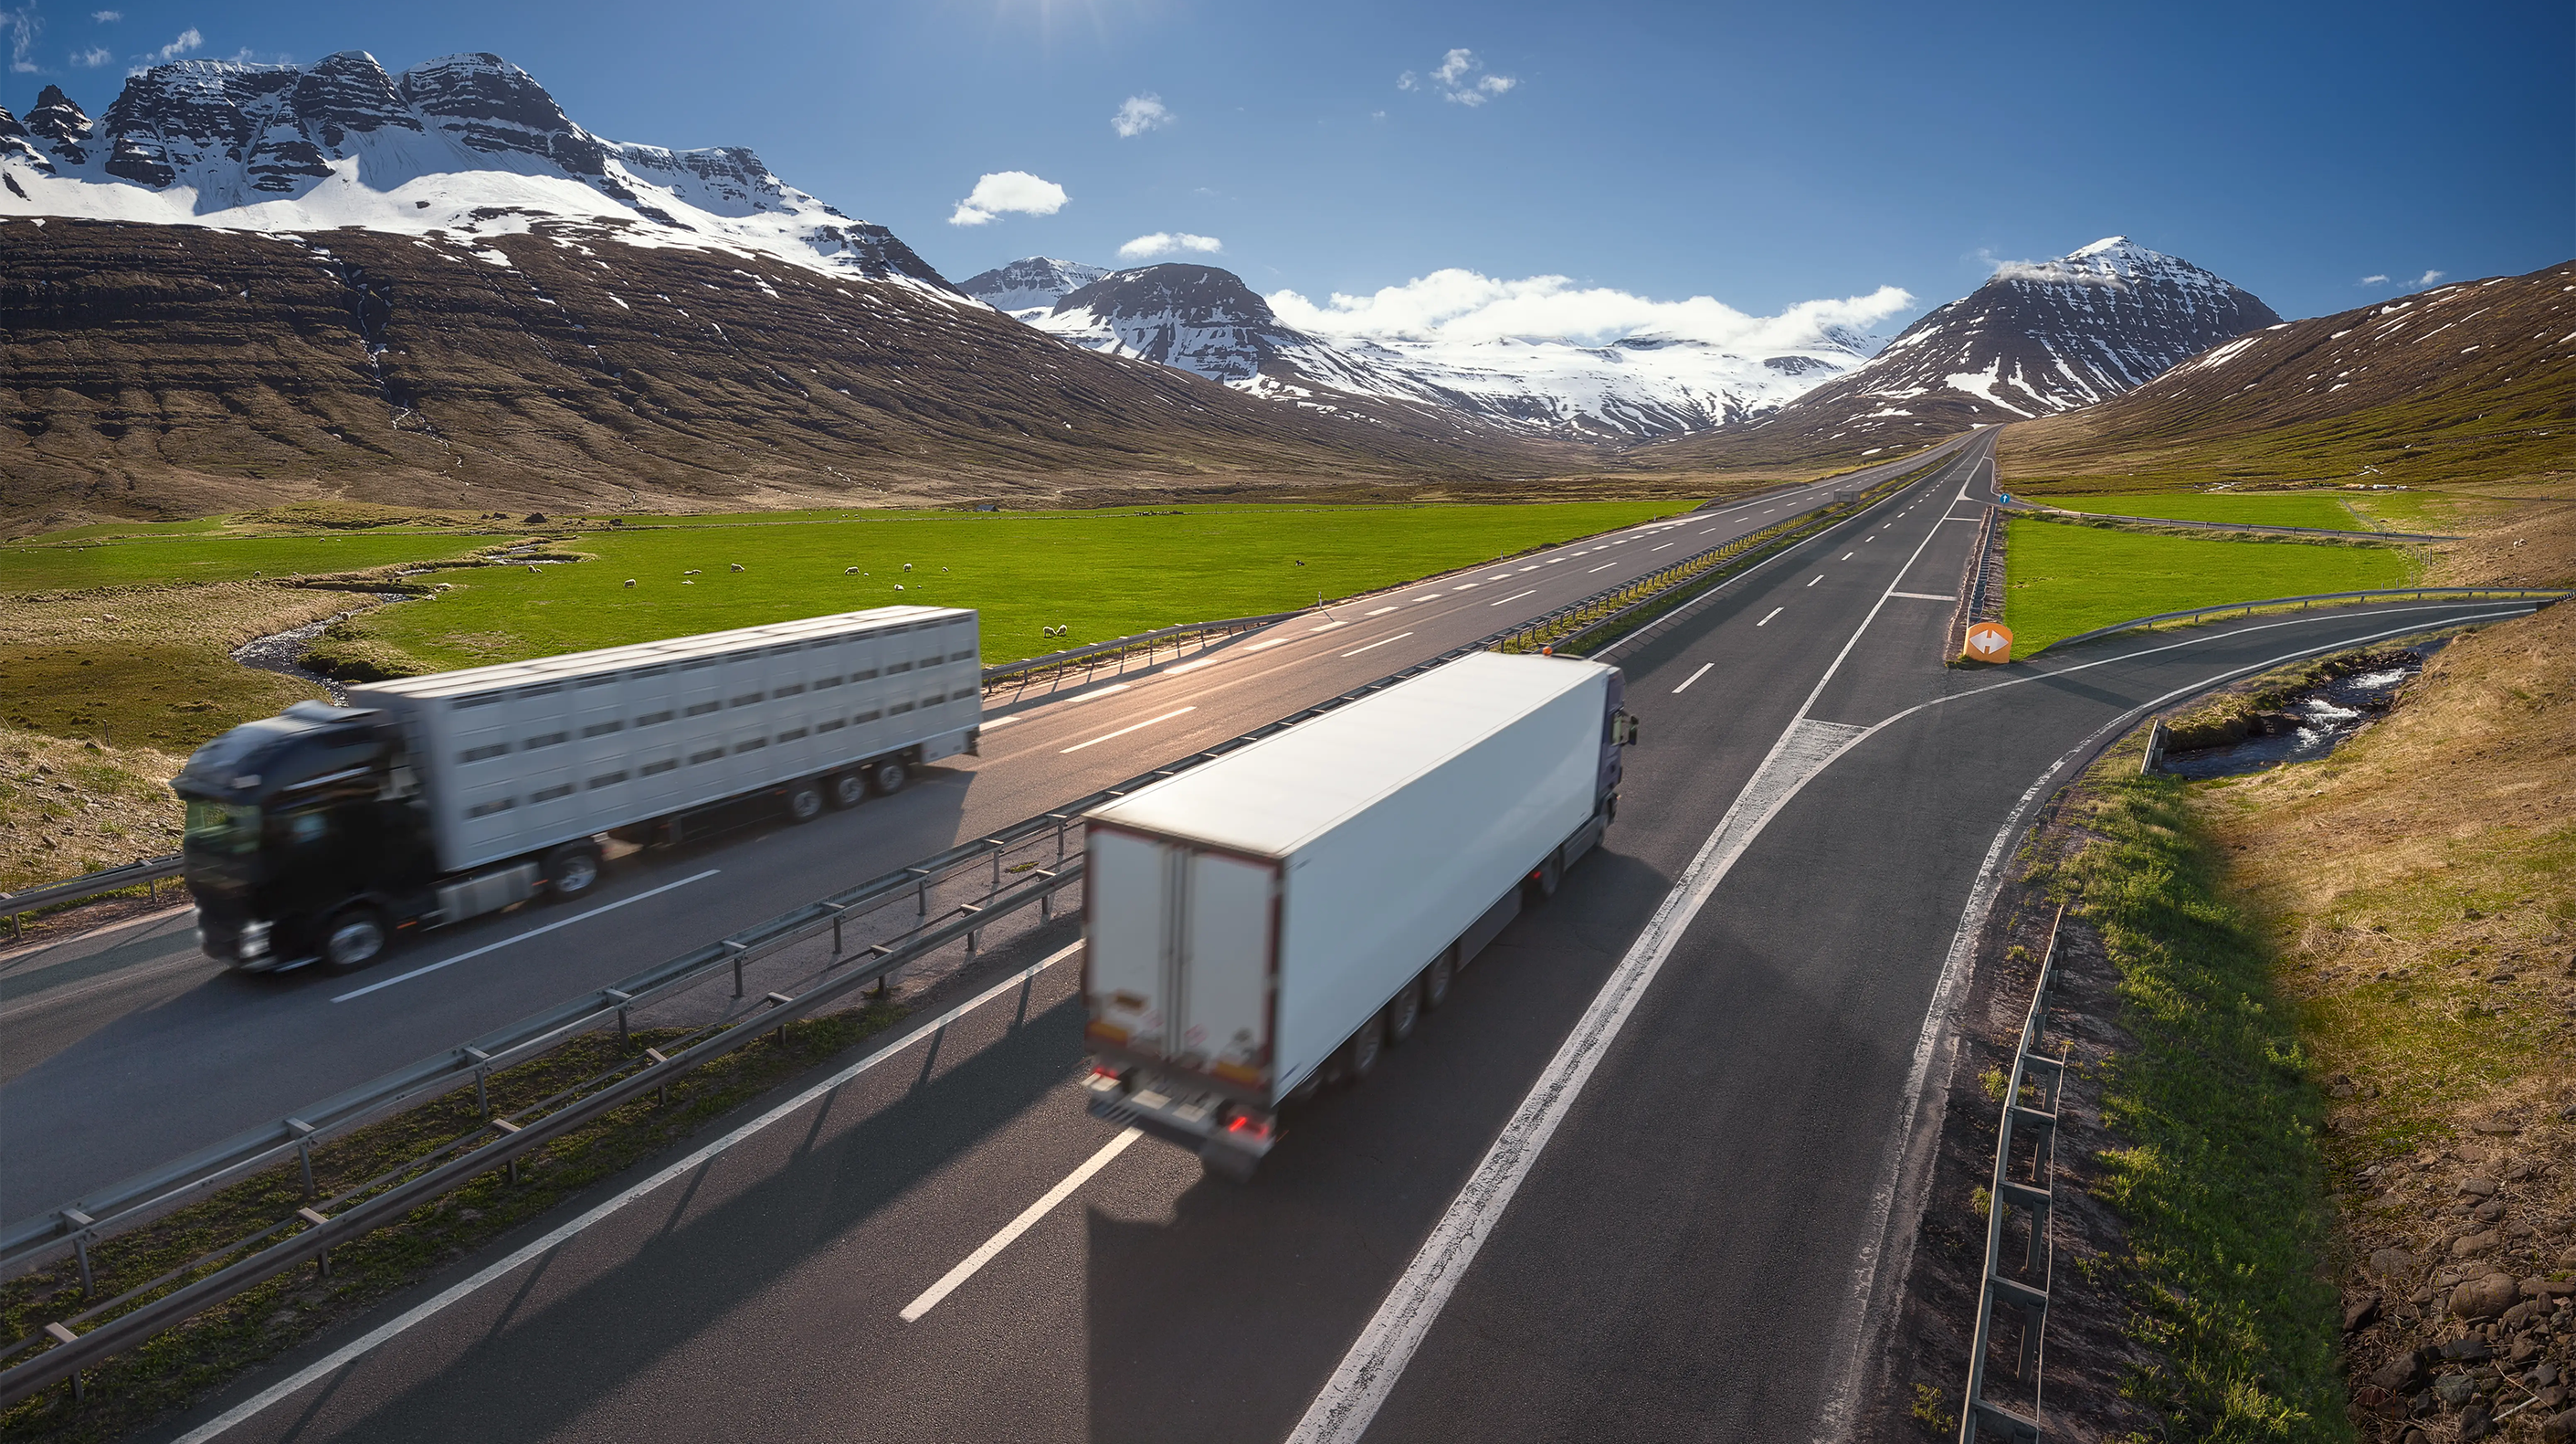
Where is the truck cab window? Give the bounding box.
[184,799,260,854]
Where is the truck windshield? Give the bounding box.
[184,799,261,854]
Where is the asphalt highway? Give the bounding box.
[0,434,1976,1222]
[139,432,2544,1443]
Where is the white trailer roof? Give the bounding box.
[357,606,971,701]
[1089,650,1608,859]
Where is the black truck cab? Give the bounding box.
[175,701,437,971]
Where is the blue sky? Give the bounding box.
[8,0,2569,332]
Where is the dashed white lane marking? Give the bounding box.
[1673,661,1716,693]
[1455,583,1481,590]
[1061,706,1196,754]
[1757,607,1784,627]
[899,1128,1143,1323]
[1651,543,1674,553]
[980,714,1024,729]
[1246,637,1295,651]
[1343,632,1415,658]
[1411,592,1444,600]
[1487,589,1539,606]
[1586,563,1617,574]
[1806,575,1823,587]
[1365,606,1399,617]
[185,942,1088,1443]
[333,870,722,1003]
[1310,620,1349,633]
[1842,553,1853,561]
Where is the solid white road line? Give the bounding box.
[1487,589,1538,606]
[1672,662,1715,693]
[333,870,722,1003]
[1805,575,1823,587]
[1343,632,1415,658]
[1757,607,1783,627]
[898,1128,1142,1323]
[186,942,1087,1444]
[1887,592,1954,602]
[1061,706,1196,754]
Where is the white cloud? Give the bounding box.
[1399,47,1517,106]
[1118,232,1222,260]
[1269,269,1912,353]
[6,5,41,73]
[90,8,120,20]
[152,26,200,61]
[2415,269,2445,287]
[70,44,110,65]
[947,170,1069,227]
[1112,94,1170,138]
[2359,274,2391,286]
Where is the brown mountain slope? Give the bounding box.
[1998,260,2576,491]
[0,218,1575,523]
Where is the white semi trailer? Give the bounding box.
[1080,649,1637,1178]
[174,606,980,973]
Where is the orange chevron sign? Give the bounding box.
[1963,621,2014,663]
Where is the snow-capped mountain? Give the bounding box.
[959,257,1888,441]
[0,54,953,288]
[1712,237,2280,454]
[958,257,1111,321]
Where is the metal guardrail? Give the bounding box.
[2041,587,2571,654]
[978,611,1307,698]
[1961,903,2068,1444]
[2,856,186,943]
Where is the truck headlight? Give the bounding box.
[239,920,272,959]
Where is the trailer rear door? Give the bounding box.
[1085,826,1278,1093]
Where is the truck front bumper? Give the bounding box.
[1083,1071,1275,1180]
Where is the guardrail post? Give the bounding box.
[287,1117,318,1196]
[42,1323,79,1401]
[60,1210,93,1296]
[297,1207,333,1277]
[605,988,633,1048]
[464,1047,491,1116]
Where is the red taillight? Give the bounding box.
[1226,1112,1274,1141]
[1089,1063,1122,1080]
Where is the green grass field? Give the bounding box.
[0,532,498,592]
[2039,490,2367,530]
[314,501,1690,673]
[2003,518,2419,654]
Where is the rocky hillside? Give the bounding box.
[0,58,1560,523]
[2000,260,2576,490]
[1641,237,2281,470]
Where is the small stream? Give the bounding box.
[231,595,407,704]
[2158,648,2433,779]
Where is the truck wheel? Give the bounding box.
[1387,978,1423,1045]
[545,840,602,899]
[320,905,388,973]
[785,780,825,823]
[1340,1012,1387,1083]
[1420,952,1455,1011]
[829,772,869,809]
[868,757,909,796]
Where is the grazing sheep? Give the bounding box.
[730,564,744,573]
[684,569,701,575]
[683,580,694,585]
[894,584,904,591]
[624,578,637,588]
[845,566,860,574]
[527,564,540,573]
[903,563,913,573]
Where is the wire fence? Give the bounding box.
[1960,904,2067,1444]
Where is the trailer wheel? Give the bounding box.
[1340,1011,1387,1083]
[786,780,825,823]
[1420,951,1455,1012]
[1387,978,1423,1045]
[829,772,869,809]
[319,905,388,973]
[545,840,602,899]
[867,757,910,796]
